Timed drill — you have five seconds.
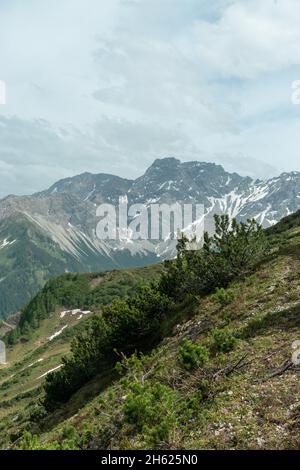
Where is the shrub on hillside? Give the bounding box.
[44,285,172,410]
[160,215,269,299]
[178,339,209,371]
[123,381,179,448]
[211,287,235,306]
[209,328,237,354]
[18,432,41,450]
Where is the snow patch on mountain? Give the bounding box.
[60,309,92,319]
[48,325,68,341]
[37,365,63,380]
[0,238,16,250]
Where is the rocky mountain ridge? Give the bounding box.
[0,157,299,317]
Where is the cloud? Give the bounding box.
[0,115,197,197]
[185,0,300,79]
[1,0,300,197]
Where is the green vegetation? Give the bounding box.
[209,328,238,354]
[211,287,235,306]
[0,215,82,319]
[123,382,179,448]
[43,215,268,409]
[266,209,300,235]
[160,215,269,300]
[1,212,300,450]
[178,339,209,371]
[5,265,162,345]
[0,213,161,320]
[44,285,172,410]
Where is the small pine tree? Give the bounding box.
[162,215,269,299]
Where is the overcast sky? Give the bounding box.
[1,0,300,197]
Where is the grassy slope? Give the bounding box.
[1,218,300,450]
[0,264,162,447]
[36,224,300,450]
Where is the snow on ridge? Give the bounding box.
[247,183,271,203]
[205,182,282,226]
[254,204,272,225]
[207,188,247,220]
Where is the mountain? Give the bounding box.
[0,157,299,318]
[0,211,299,450]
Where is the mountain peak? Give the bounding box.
[152,157,181,164]
[147,157,181,171]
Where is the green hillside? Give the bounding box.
[0,214,78,318]
[0,213,300,450]
[0,213,159,319]
[0,263,162,448]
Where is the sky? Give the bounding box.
[1,0,300,197]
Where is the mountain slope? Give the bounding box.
[0,158,299,318]
[0,212,159,318]
[0,213,299,450]
[0,213,82,316]
[0,263,162,448]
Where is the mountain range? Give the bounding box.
[0,157,299,318]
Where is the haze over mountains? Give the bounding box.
[0,157,299,318]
